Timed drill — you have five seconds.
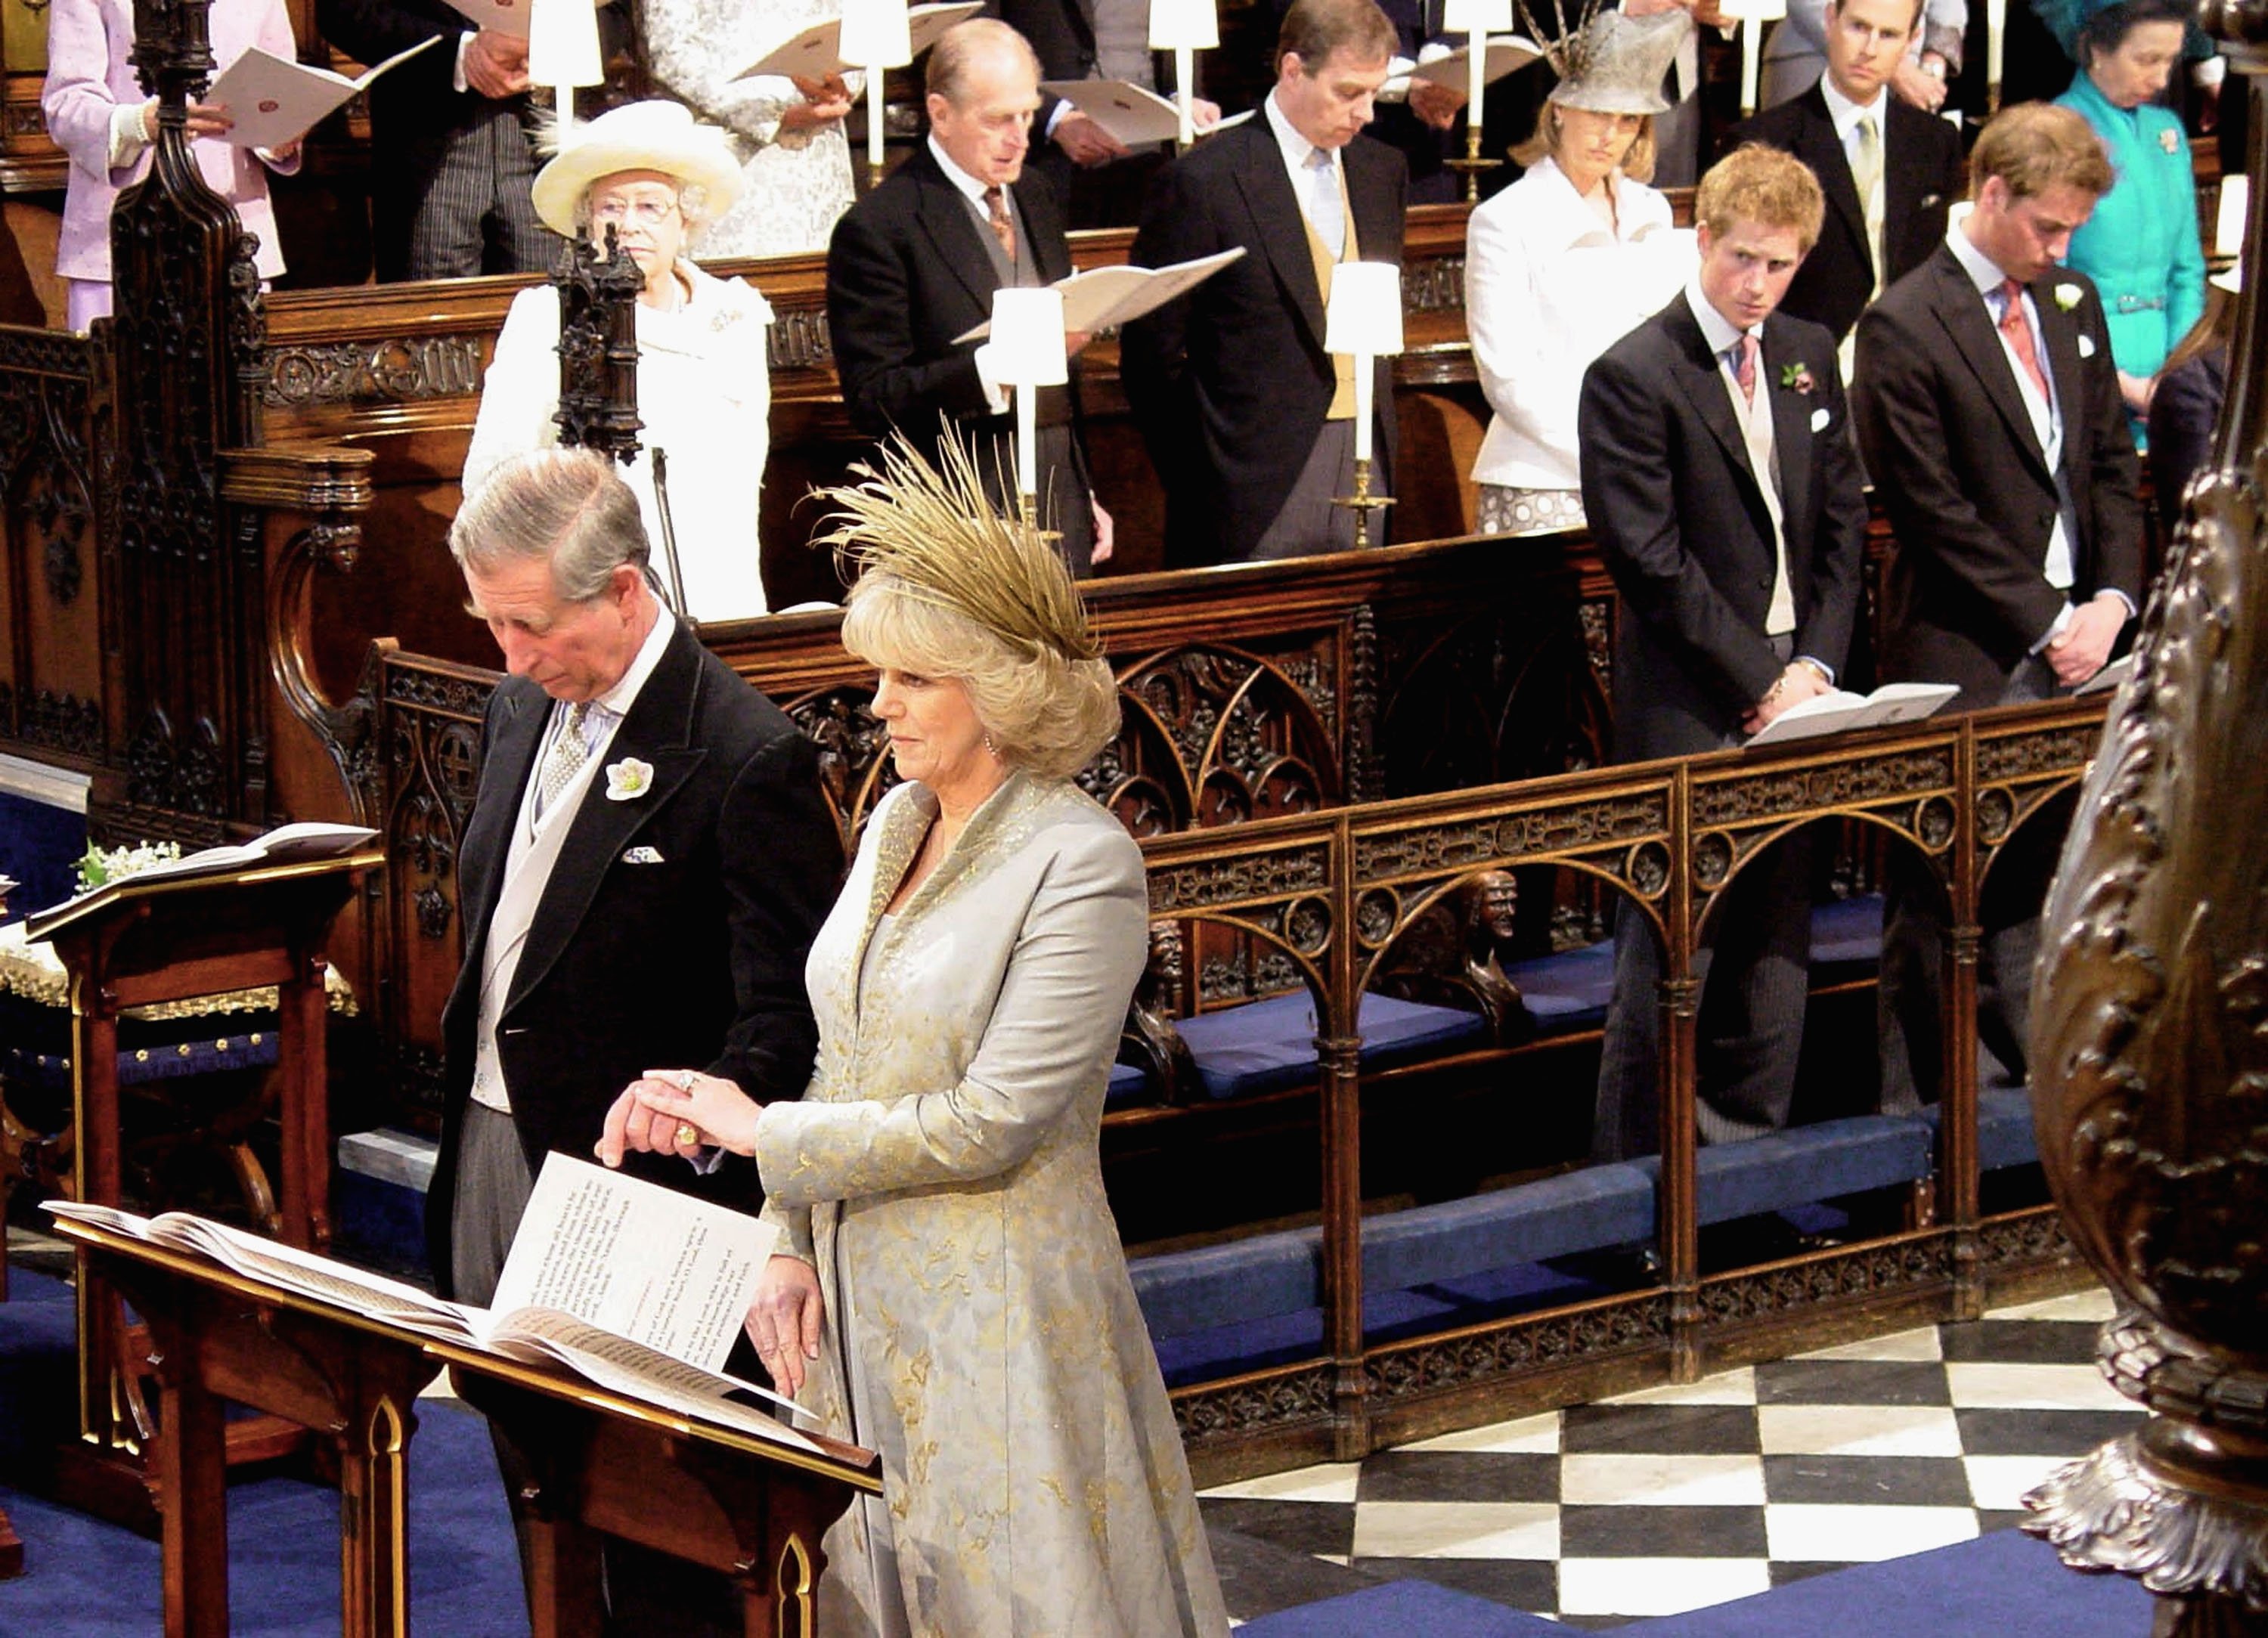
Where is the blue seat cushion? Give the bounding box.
[1921,1089,2038,1173]
[1504,940,1617,1033]
[1105,1061,1150,1110]
[1171,992,1489,1102]
[1635,1113,1935,1226]
[1131,1226,1322,1340]
[1362,1163,1656,1291]
[1810,894,1885,970]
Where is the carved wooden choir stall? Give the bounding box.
[10,0,2266,1630]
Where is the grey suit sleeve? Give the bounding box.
[752,826,1146,1205]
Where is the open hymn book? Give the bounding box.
[47,1155,835,1457]
[953,247,1246,342]
[1743,682,1961,748]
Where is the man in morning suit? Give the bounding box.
[1122,0,1409,566]
[314,0,562,280]
[1582,144,1869,1163]
[1853,103,2142,1108]
[826,19,1108,571]
[1729,0,1964,366]
[431,447,837,1632]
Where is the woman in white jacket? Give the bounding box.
[463,101,776,621]
[1465,10,1696,536]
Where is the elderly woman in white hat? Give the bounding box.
[1464,10,1697,536]
[462,101,776,621]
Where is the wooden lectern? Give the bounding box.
[51,1215,881,1638]
[27,847,383,1530]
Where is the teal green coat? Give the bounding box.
[2056,71,2206,386]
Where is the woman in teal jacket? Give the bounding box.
[2043,0,2203,444]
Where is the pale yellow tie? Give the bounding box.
[534,701,593,819]
[1851,115,1884,280]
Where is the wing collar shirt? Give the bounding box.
[469,599,677,1115]
[1944,203,2129,646]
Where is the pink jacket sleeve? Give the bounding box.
[41,0,130,187]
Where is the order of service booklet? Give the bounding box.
[47,1153,827,1456]
[737,2,978,80]
[1036,79,1216,147]
[952,246,1245,343]
[1743,681,1961,748]
[203,36,439,153]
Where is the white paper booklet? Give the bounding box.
[1039,79,1202,147]
[953,246,1245,342]
[47,1154,816,1453]
[206,37,440,152]
[441,0,602,40]
[738,2,979,80]
[2074,652,2135,696]
[1408,38,1545,91]
[1744,681,1961,747]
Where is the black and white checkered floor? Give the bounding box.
[1201,1287,2138,1630]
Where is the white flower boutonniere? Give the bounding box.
[605,758,655,802]
[2053,283,2084,313]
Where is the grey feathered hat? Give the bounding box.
[1520,6,1691,117]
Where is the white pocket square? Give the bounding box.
[2077,334,2097,358]
[1810,407,1831,432]
[621,845,665,865]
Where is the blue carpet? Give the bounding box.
[0,1268,525,1637]
[1239,1528,2155,1636]
[1622,1527,2153,1636]
[1239,1579,1565,1635]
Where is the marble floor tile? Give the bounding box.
[1764,1502,1978,1562]
[1753,1358,1954,1405]
[1558,1503,1771,1559]
[1756,1403,1965,1457]
[1558,1452,1766,1508]
[1792,1325,1945,1364]
[1943,1361,2137,1411]
[1761,1453,1974,1507]
[1964,1452,2084,1511]
[1349,1501,1560,1562]
[1561,1401,1764,1455]
[1557,1556,1774,1616]
[1396,1411,1561,1455]
[1954,1405,2148,1456]
[1354,1451,1560,1505]
[1601,1367,1759,1407]
[1202,1462,1363,1505]
[1938,1318,2101,1366]
[1991,1288,2118,1324]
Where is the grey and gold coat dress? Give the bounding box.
[754,769,1228,1637]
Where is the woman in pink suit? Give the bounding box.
[42,0,301,330]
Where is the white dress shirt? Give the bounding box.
[1263,89,1346,255]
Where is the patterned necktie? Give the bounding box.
[1733,333,1760,407]
[983,185,1017,264]
[1851,115,1883,277]
[1998,279,2050,402]
[534,700,593,819]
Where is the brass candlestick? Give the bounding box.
[1445,124,1501,206]
[1331,455,1395,550]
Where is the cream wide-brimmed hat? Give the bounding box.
[530,100,745,239]
[1536,8,1690,117]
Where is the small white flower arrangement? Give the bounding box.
[605,757,655,802]
[2053,283,2084,312]
[73,840,184,896]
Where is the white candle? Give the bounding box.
[1467,33,1487,133]
[1740,23,1761,116]
[868,75,887,172]
[2220,174,2251,259]
[1016,387,1039,503]
[1986,0,2006,94]
[1176,45,1195,144]
[1352,362,1374,464]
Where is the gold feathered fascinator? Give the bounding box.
[816,434,1103,664]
